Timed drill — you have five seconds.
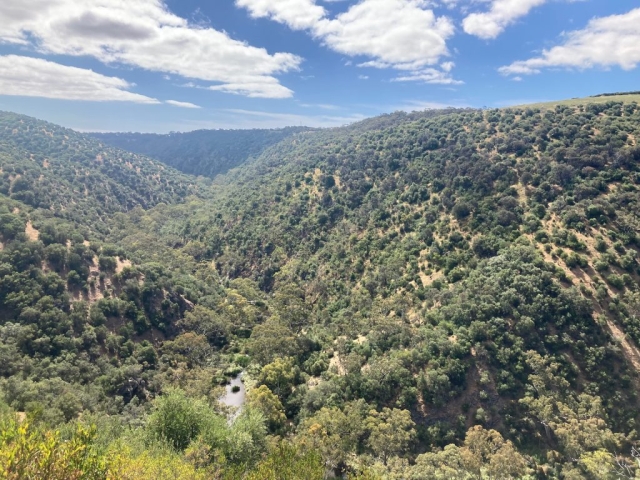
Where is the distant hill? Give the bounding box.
[0,111,204,235]
[91,127,312,178]
[592,91,640,98]
[520,91,640,109]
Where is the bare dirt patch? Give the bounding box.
[419,270,444,288]
[528,231,640,377]
[329,353,346,376]
[25,221,39,241]
[307,376,321,390]
[515,182,528,205]
[116,258,132,274]
[608,320,640,373]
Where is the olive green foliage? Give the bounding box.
[0,406,320,479]
[2,101,640,477]
[0,417,108,480]
[92,127,311,178]
[0,111,205,234]
[247,385,287,432]
[117,100,640,477]
[146,389,213,450]
[0,198,214,421]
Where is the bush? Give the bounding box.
[98,256,117,273]
[606,274,625,290]
[595,238,608,253]
[452,202,471,220]
[0,418,108,480]
[146,390,215,451]
[594,260,610,273]
[244,442,324,480]
[472,235,500,258]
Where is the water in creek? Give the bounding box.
[219,372,246,421]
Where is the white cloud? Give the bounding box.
[462,0,547,39]
[440,61,455,72]
[318,0,454,68]
[0,0,300,98]
[165,100,201,109]
[298,103,341,110]
[208,80,293,99]
[393,67,464,85]
[0,55,159,103]
[438,0,462,9]
[237,0,326,30]
[500,8,640,76]
[390,59,462,84]
[358,75,369,80]
[237,0,455,72]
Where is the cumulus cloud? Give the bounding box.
[500,8,640,76]
[0,0,300,98]
[463,0,546,39]
[237,0,326,30]
[317,0,454,68]
[165,100,201,109]
[237,0,457,76]
[0,55,160,103]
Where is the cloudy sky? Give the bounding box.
[0,0,638,132]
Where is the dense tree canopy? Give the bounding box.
[91,127,310,179]
[1,98,640,478]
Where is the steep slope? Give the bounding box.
[0,111,205,235]
[0,194,226,424]
[110,99,640,475]
[0,113,234,429]
[2,99,640,478]
[91,127,311,178]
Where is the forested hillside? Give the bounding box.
[0,111,206,235]
[2,99,640,478]
[91,127,310,178]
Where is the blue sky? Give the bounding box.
[0,0,638,132]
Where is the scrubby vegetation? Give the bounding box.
[2,99,640,478]
[0,112,207,235]
[91,127,310,179]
